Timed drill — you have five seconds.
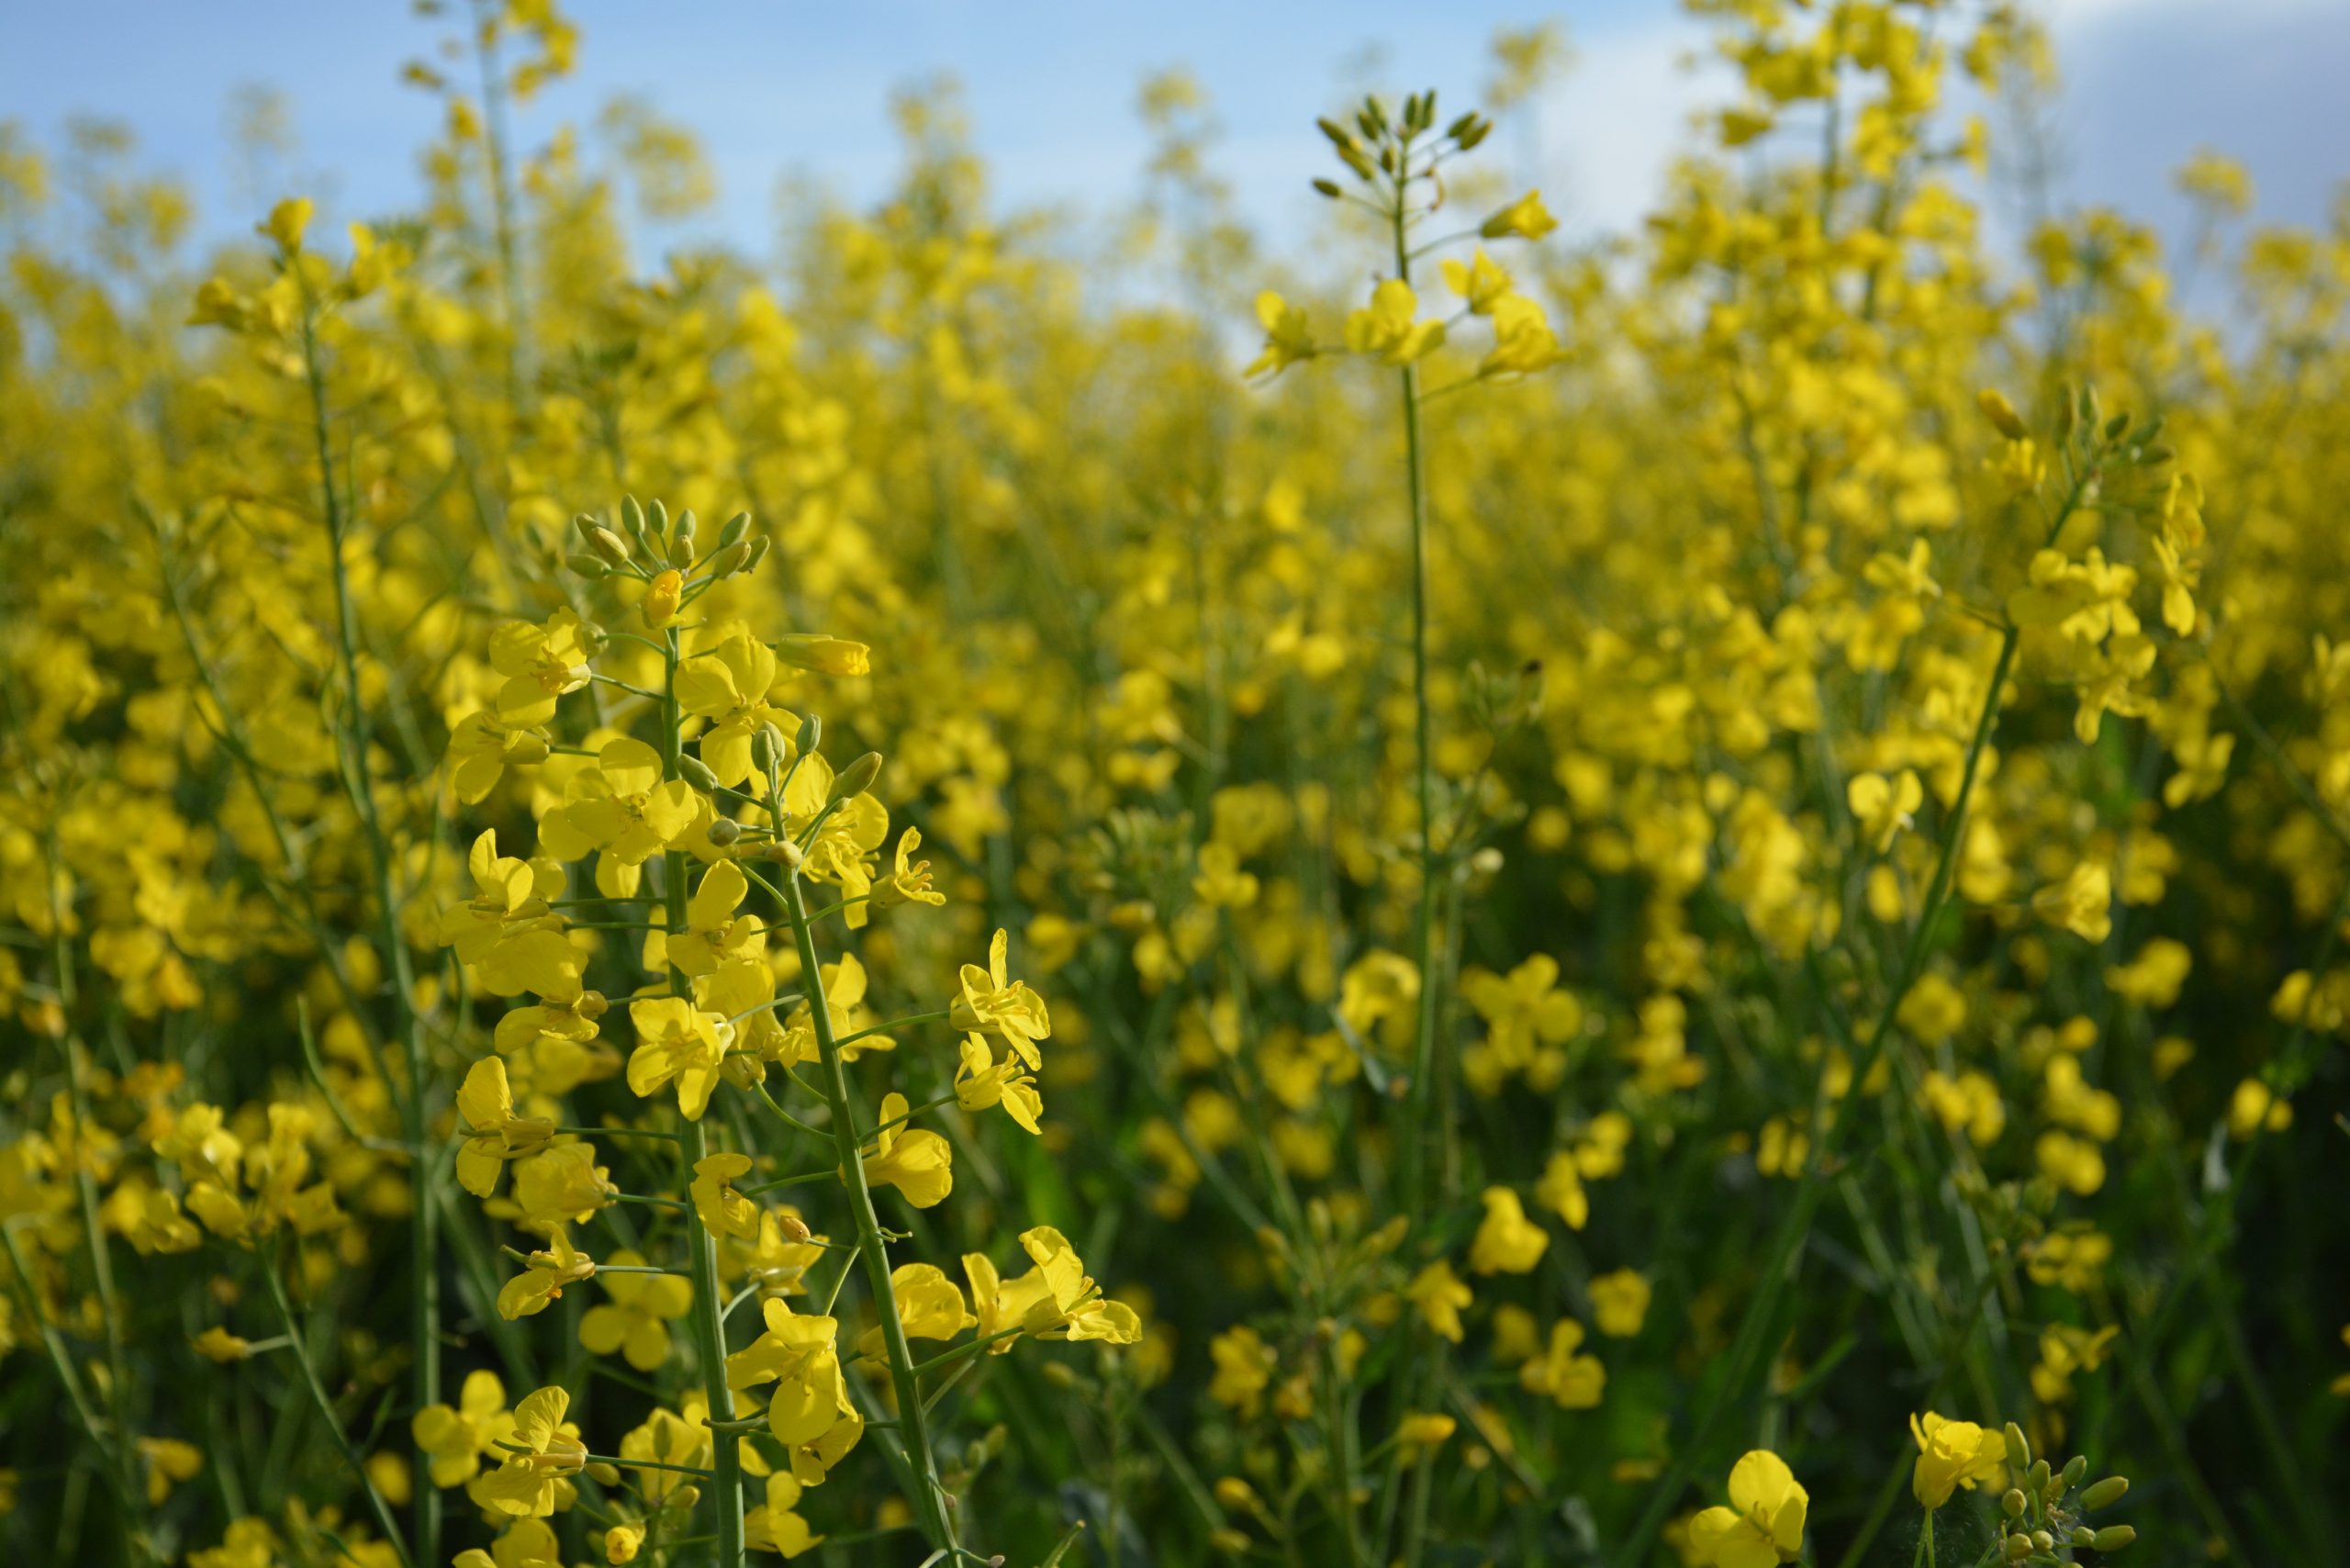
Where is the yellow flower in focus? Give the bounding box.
[454,1056,555,1198]
[1909,1412,2008,1508]
[689,1152,761,1241]
[862,1092,954,1207]
[473,1385,588,1518]
[952,928,1052,1067]
[625,996,733,1121]
[744,1470,822,1557]
[497,1230,598,1321]
[953,1032,1043,1135]
[1688,1449,1808,1568]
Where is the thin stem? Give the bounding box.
[263,1256,419,1568]
[781,869,963,1554]
[659,624,744,1567]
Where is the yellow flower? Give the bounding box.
[728,1300,856,1450]
[951,929,1052,1067]
[497,1230,598,1320]
[2032,861,2112,943]
[448,711,551,804]
[1908,1412,2008,1508]
[473,1386,588,1518]
[1344,279,1445,365]
[1405,1260,1472,1342]
[676,633,785,787]
[488,610,595,728]
[862,1092,954,1207]
[744,1470,822,1557]
[137,1437,203,1506]
[192,1327,253,1362]
[412,1369,517,1489]
[1518,1318,1606,1408]
[1244,291,1315,379]
[1481,189,1558,240]
[1846,770,1923,854]
[260,196,312,252]
[540,736,702,894]
[1688,1450,1808,1568]
[1588,1268,1651,1338]
[643,567,684,628]
[670,861,762,979]
[1480,293,1563,377]
[771,633,871,677]
[1206,1325,1276,1417]
[454,1056,554,1198]
[689,1151,762,1241]
[953,1031,1043,1134]
[869,827,946,918]
[1468,1186,1550,1275]
[580,1249,693,1372]
[625,996,733,1120]
[1440,247,1514,313]
[617,1406,710,1503]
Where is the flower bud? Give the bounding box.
[2003,1423,2031,1471]
[647,497,670,544]
[2061,1456,2088,1488]
[751,723,788,775]
[2028,1460,2051,1491]
[744,535,771,574]
[704,541,751,578]
[777,1212,811,1243]
[621,493,648,547]
[2090,1526,2136,1552]
[2079,1476,2129,1511]
[677,754,719,791]
[718,510,752,547]
[565,553,610,579]
[589,527,632,566]
[1978,388,2030,441]
[573,512,601,541]
[668,509,698,566]
[2002,1535,2031,1562]
[643,568,682,629]
[2031,1530,2053,1552]
[834,751,883,800]
[2001,1489,2026,1518]
[707,817,741,846]
[795,712,821,756]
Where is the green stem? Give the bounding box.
[263,1254,419,1568]
[660,627,744,1568]
[781,869,963,1554]
[299,285,440,1568]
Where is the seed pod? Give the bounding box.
[2090,1526,2137,1551]
[678,754,719,791]
[2079,1476,2129,1510]
[707,816,741,846]
[834,750,884,800]
[563,552,610,579]
[718,510,752,548]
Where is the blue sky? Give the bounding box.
[4,0,2344,276]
